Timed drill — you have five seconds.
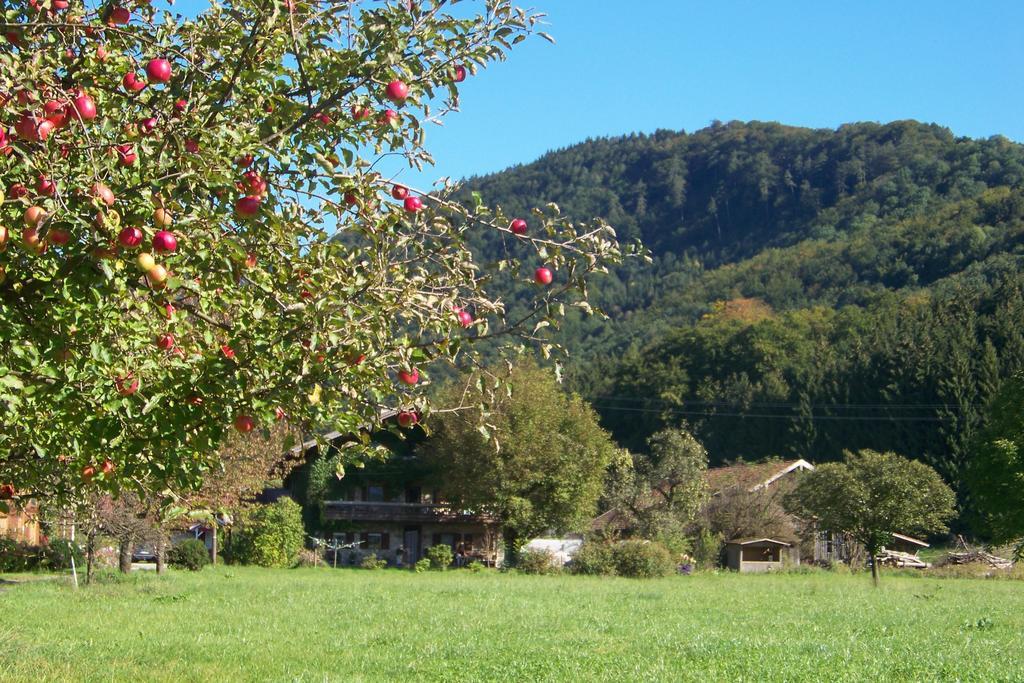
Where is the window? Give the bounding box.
[365,533,383,550]
[366,485,384,502]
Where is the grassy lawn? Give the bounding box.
[1,567,1022,682]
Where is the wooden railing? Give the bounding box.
[323,501,496,524]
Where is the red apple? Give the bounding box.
[72,92,97,121]
[21,226,42,250]
[0,225,7,251]
[235,195,261,217]
[8,183,28,199]
[244,252,258,269]
[122,72,147,92]
[91,182,116,206]
[44,100,67,128]
[398,368,419,385]
[156,333,175,351]
[385,79,409,104]
[534,266,553,285]
[115,373,139,396]
[116,144,136,166]
[100,459,115,475]
[452,65,467,82]
[391,184,409,200]
[184,138,200,154]
[221,344,236,359]
[275,406,286,421]
[403,195,423,213]
[146,58,172,83]
[37,175,56,196]
[48,228,70,246]
[139,116,158,135]
[397,410,419,428]
[378,109,399,126]
[23,205,46,227]
[152,230,177,253]
[350,104,372,121]
[108,6,130,24]
[118,226,143,248]
[173,99,187,115]
[0,483,14,499]
[314,112,332,125]
[147,264,168,288]
[235,154,255,168]
[346,351,366,366]
[14,114,38,140]
[233,414,256,433]
[81,465,96,482]
[457,309,474,328]
[344,191,358,206]
[510,218,527,235]
[36,119,55,142]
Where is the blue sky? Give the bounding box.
[410,0,1024,184]
[159,1,1023,186]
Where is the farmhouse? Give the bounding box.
[284,427,503,567]
[0,499,42,545]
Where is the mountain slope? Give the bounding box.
[459,121,1024,494]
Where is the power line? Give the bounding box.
[588,402,956,423]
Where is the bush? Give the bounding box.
[425,544,453,570]
[169,539,210,571]
[295,548,324,568]
[518,548,561,575]
[612,540,675,578]
[42,539,84,570]
[360,553,387,570]
[414,557,431,573]
[233,498,305,568]
[571,541,617,575]
[467,560,486,573]
[0,536,40,572]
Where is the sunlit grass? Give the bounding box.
[1,566,1021,681]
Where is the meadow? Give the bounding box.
[1,567,1022,682]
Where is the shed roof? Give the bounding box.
[725,537,792,547]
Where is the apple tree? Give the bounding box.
[0,1,626,508]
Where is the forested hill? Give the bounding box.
[459,120,1024,494]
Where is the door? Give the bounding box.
[404,528,420,563]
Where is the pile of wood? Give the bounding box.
[942,550,1013,570]
[876,549,929,569]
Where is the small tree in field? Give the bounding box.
[785,449,956,585]
[0,2,624,510]
[421,359,617,563]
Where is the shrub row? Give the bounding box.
[570,540,675,578]
[0,537,83,572]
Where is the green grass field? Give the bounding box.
[1,567,1022,682]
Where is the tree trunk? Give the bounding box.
[211,525,218,566]
[868,544,879,587]
[118,540,133,574]
[86,529,96,585]
[155,535,166,574]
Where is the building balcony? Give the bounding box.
[323,500,497,524]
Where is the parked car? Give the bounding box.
[131,545,157,562]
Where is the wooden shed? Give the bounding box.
[725,538,795,573]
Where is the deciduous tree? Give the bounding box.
[785,449,956,585]
[0,1,622,506]
[421,359,617,562]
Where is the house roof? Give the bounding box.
[706,459,814,494]
[890,532,929,548]
[725,538,792,547]
[590,458,815,532]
